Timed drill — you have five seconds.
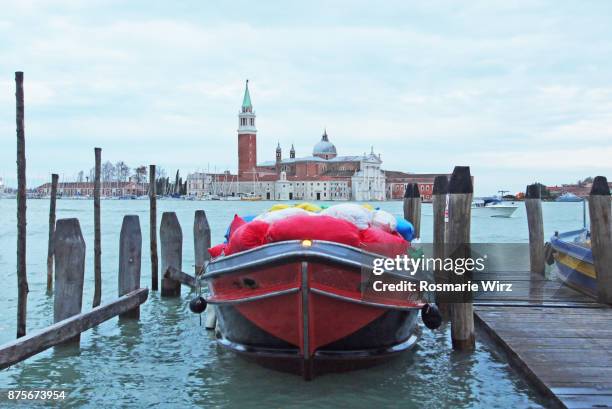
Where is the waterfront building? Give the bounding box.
[185,80,452,201]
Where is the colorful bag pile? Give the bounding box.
[209,203,414,258]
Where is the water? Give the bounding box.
[0,199,586,408]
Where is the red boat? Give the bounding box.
[203,239,429,380]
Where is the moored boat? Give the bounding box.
[550,229,596,297]
[471,198,518,218]
[555,192,584,202]
[203,239,429,379]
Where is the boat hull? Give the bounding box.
[471,205,518,218]
[204,241,423,379]
[550,229,597,297]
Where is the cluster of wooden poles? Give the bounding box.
[521,175,611,305]
[5,72,215,369]
[403,167,611,352]
[402,166,476,350]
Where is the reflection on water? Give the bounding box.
[0,199,581,408]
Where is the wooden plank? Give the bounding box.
[164,266,196,288]
[557,394,612,409]
[0,288,148,370]
[476,302,612,409]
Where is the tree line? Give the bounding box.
[74,162,187,196]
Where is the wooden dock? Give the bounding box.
[474,270,612,409]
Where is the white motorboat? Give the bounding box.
[472,198,518,218]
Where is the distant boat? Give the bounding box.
[240,193,262,201]
[550,229,596,298]
[556,192,583,202]
[471,198,518,218]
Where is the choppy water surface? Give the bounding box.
[0,199,585,408]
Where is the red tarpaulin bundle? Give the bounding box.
[225,220,270,255]
[359,227,409,257]
[267,215,360,247]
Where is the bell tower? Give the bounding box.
[275,142,282,174]
[238,79,257,179]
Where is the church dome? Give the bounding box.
[313,130,337,159]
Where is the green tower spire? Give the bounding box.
[242,79,252,110]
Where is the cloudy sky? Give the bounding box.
[1,0,611,194]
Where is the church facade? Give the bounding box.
[187,81,449,201]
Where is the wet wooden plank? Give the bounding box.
[0,288,148,370]
[559,394,612,409]
[476,300,612,409]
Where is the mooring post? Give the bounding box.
[194,210,211,276]
[403,183,422,239]
[54,218,86,344]
[588,176,612,304]
[93,147,102,307]
[160,212,183,297]
[447,166,475,351]
[525,184,545,275]
[149,165,158,291]
[46,173,59,293]
[432,175,449,320]
[118,216,142,319]
[194,210,215,328]
[15,71,28,338]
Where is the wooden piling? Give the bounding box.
[403,183,421,239]
[588,176,612,304]
[447,166,475,351]
[93,147,102,307]
[54,218,86,344]
[46,173,59,293]
[432,175,449,320]
[194,210,214,328]
[160,212,183,297]
[15,71,28,338]
[118,216,142,319]
[149,165,159,291]
[525,184,545,275]
[193,210,211,275]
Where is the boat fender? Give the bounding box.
[421,303,442,330]
[189,296,207,314]
[395,217,414,241]
[544,242,555,266]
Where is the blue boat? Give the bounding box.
[550,228,597,298]
[555,192,584,202]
